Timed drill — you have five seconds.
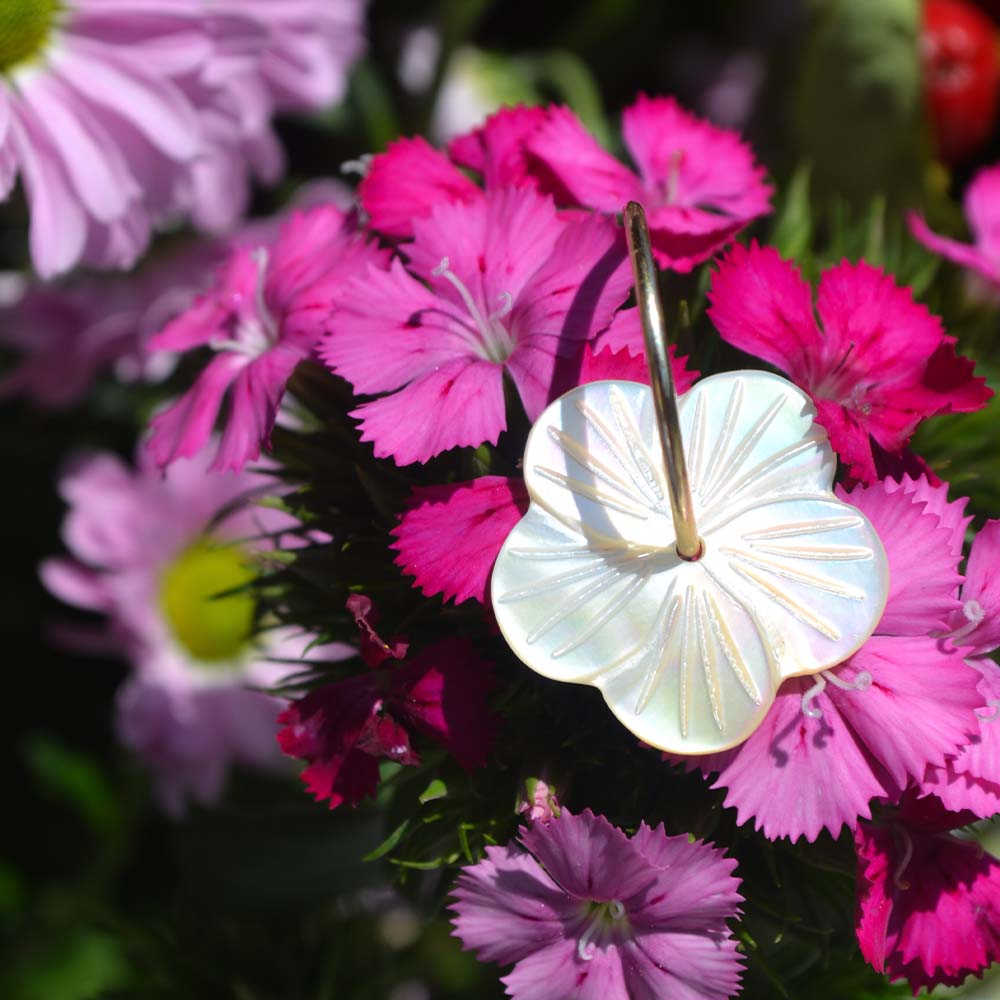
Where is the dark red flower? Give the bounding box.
[278,597,497,807]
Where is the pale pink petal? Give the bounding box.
[352,357,506,465]
[837,479,964,634]
[7,110,87,279]
[707,241,821,383]
[359,136,481,238]
[883,474,971,559]
[525,105,644,211]
[39,558,112,613]
[392,477,529,605]
[147,352,248,468]
[712,678,885,842]
[825,638,981,792]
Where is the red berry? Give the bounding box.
[922,0,1000,162]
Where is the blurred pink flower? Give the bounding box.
[909,163,1000,291]
[708,242,991,483]
[277,595,497,809]
[40,443,333,815]
[322,187,631,465]
[526,94,773,271]
[700,476,982,842]
[0,1,365,277]
[147,204,388,473]
[450,809,744,1000]
[0,241,221,408]
[855,791,1000,993]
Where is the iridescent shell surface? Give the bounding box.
[491,371,890,755]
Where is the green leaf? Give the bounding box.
[770,163,814,261]
[362,818,411,863]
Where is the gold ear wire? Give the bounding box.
[623,201,701,560]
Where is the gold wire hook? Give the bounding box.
[623,202,701,560]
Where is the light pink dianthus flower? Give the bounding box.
[322,187,631,465]
[450,808,744,1000]
[41,443,334,815]
[147,203,388,473]
[708,243,991,483]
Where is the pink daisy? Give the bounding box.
[147,203,388,473]
[699,476,983,842]
[921,518,1000,818]
[525,93,773,271]
[449,808,744,1000]
[40,443,331,815]
[277,595,497,809]
[909,163,1000,291]
[708,242,991,483]
[855,791,1000,993]
[321,187,631,465]
[390,340,698,608]
[359,105,554,239]
[0,2,365,277]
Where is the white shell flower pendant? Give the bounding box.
[491,370,890,755]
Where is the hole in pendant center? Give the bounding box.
[676,537,705,562]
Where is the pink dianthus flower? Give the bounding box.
[697,476,983,843]
[277,596,497,809]
[450,808,744,1000]
[147,203,388,473]
[708,242,991,483]
[855,791,1000,993]
[525,93,773,271]
[321,187,632,465]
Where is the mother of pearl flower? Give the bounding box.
[491,370,890,755]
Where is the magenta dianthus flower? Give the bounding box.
[450,808,744,1000]
[321,187,631,465]
[277,596,497,809]
[855,791,1000,993]
[708,242,991,483]
[147,204,388,473]
[699,476,983,842]
[525,93,773,271]
[909,163,1000,292]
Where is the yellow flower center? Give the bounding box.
[0,0,61,73]
[160,541,257,666]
